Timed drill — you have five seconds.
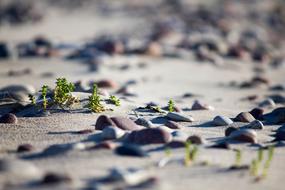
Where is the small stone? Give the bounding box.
[101,127,125,140]
[268,94,285,104]
[41,172,72,184]
[17,144,34,153]
[127,128,172,144]
[187,135,203,145]
[259,98,276,108]
[225,127,238,136]
[166,112,194,122]
[115,144,148,157]
[191,100,214,110]
[165,120,181,129]
[228,129,257,143]
[212,115,233,126]
[263,107,285,124]
[274,126,285,141]
[246,120,264,129]
[95,79,117,88]
[95,115,116,130]
[0,113,18,124]
[249,108,264,120]
[110,117,142,131]
[166,140,186,148]
[234,112,255,122]
[135,118,154,128]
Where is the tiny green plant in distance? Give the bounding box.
[168,99,175,112]
[235,149,242,167]
[41,85,48,110]
[88,84,105,113]
[250,148,263,176]
[53,78,75,107]
[109,95,120,106]
[184,142,198,166]
[28,94,36,105]
[262,146,274,178]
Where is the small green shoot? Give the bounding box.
[250,159,259,176]
[235,149,242,167]
[258,148,264,162]
[53,78,75,107]
[109,95,120,106]
[184,142,199,166]
[88,84,105,113]
[41,85,48,110]
[168,99,175,112]
[28,94,36,105]
[190,145,198,161]
[262,146,274,178]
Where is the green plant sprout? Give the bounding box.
[184,142,199,166]
[262,146,274,178]
[168,99,174,112]
[41,85,48,110]
[28,94,36,105]
[88,84,105,113]
[235,149,242,167]
[53,78,75,107]
[109,95,120,106]
[258,148,264,162]
[250,159,259,176]
[190,145,198,161]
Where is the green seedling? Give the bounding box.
[235,149,242,167]
[258,148,264,162]
[190,145,198,161]
[262,146,274,178]
[88,84,105,113]
[250,159,259,176]
[168,99,175,112]
[184,142,199,166]
[109,95,120,106]
[53,78,75,107]
[41,85,48,110]
[28,94,36,105]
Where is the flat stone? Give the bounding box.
[263,107,285,124]
[135,118,154,128]
[246,120,264,129]
[101,126,126,140]
[212,115,233,126]
[228,129,257,143]
[166,112,194,122]
[115,144,148,157]
[127,128,172,144]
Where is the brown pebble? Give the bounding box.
[234,112,255,122]
[166,140,185,148]
[95,115,116,130]
[17,144,34,153]
[187,135,203,145]
[127,128,171,144]
[95,79,117,88]
[228,129,257,143]
[225,126,238,136]
[0,113,18,124]
[249,108,264,120]
[165,120,181,129]
[110,117,141,131]
[41,173,72,184]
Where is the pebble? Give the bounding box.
[0,113,18,124]
[246,120,264,129]
[259,98,276,108]
[0,84,36,95]
[234,112,255,122]
[17,144,34,153]
[115,144,148,157]
[191,100,214,110]
[225,126,238,136]
[212,115,233,126]
[249,108,264,120]
[41,172,72,184]
[210,142,231,149]
[274,125,285,141]
[127,128,172,144]
[95,79,117,88]
[110,116,142,131]
[101,126,126,140]
[135,118,154,128]
[165,120,182,129]
[0,159,40,178]
[95,115,116,130]
[187,135,203,145]
[166,112,194,122]
[263,107,285,124]
[166,140,186,148]
[268,94,285,104]
[228,129,257,143]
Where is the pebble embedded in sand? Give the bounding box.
[165,120,182,129]
[234,112,255,122]
[95,115,116,130]
[225,126,238,136]
[263,107,285,124]
[166,112,194,122]
[127,128,172,144]
[0,113,18,124]
[41,172,72,184]
[95,79,117,88]
[101,126,125,140]
[246,120,264,129]
[111,116,142,131]
[212,115,233,126]
[115,144,148,157]
[17,144,34,153]
[166,140,186,148]
[249,108,264,120]
[187,135,203,145]
[228,129,257,143]
[191,100,214,110]
[135,118,154,128]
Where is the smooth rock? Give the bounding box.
[187,135,203,145]
[0,113,18,124]
[166,112,194,122]
[95,79,117,88]
[101,126,125,140]
[17,144,34,153]
[246,120,264,129]
[111,116,142,131]
[115,144,148,157]
[234,112,255,122]
[210,142,231,149]
[268,94,285,104]
[166,140,186,148]
[212,115,233,126]
[259,98,276,108]
[127,128,172,144]
[225,126,238,136]
[135,118,154,128]
[228,129,257,143]
[0,84,36,95]
[263,107,285,124]
[41,172,72,184]
[191,100,214,110]
[249,108,264,120]
[165,120,182,129]
[95,115,116,130]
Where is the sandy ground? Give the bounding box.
[0,7,285,190]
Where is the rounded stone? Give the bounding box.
[17,144,34,153]
[166,112,194,122]
[135,118,154,128]
[95,115,116,130]
[101,126,125,140]
[225,126,238,137]
[165,120,182,129]
[187,135,203,145]
[234,112,255,122]
[166,140,186,148]
[212,115,233,126]
[249,108,264,120]
[191,100,214,110]
[110,116,142,131]
[228,129,257,143]
[115,144,148,157]
[127,128,172,144]
[247,120,264,129]
[0,113,18,124]
[41,172,72,184]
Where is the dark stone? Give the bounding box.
[234,112,255,122]
[263,107,285,124]
[165,120,181,129]
[249,108,264,120]
[225,127,238,137]
[0,113,18,124]
[17,144,34,153]
[115,144,148,157]
[95,115,116,130]
[187,135,203,145]
[127,128,171,144]
[110,117,141,131]
[41,173,72,184]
